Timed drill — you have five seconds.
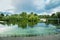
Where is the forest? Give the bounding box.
[0,12,60,28]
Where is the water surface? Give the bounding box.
[0,22,60,37]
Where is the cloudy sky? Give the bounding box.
[0,0,60,14]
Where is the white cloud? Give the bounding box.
[33,0,46,10]
[0,0,60,14]
[33,0,51,10]
[48,6,60,14]
[11,0,60,13]
[45,0,50,4]
[42,6,60,15]
[0,0,15,12]
[33,0,60,12]
[52,6,60,13]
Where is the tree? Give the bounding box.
[47,12,60,24]
[0,13,4,17]
[34,13,37,16]
[0,13,4,21]
[20,12,27,18]
[56,12,60,18]
[31,12,34,14]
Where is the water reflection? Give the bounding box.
[0,21,60,37]
[3,20,39,28]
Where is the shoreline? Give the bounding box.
[0,34,60,40]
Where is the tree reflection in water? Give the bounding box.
[0,20,38,28]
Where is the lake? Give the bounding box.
[0,22,60,37]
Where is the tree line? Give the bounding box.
[0,12,60,24]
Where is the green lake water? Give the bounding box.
[0,22,60,37]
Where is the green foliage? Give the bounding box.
[0,13,4,20]
[47,12,60,24]
[0,12,39,28]
[0,12,60,28]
